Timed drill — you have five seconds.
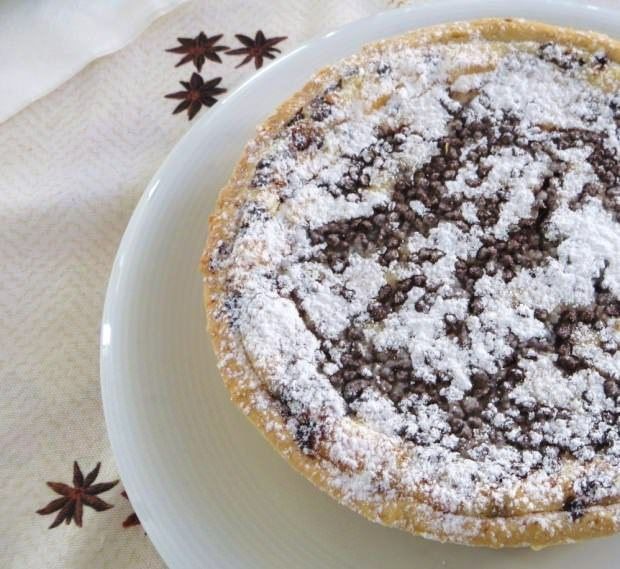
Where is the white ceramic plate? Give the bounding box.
[101,1,620,567]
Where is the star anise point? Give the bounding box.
[165,72,226,120]
[121,490,142,528]
[37,461,118,529]
[227,30,287,69]
[166,31,229,71]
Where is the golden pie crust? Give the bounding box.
[201,19,620,548]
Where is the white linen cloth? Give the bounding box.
[0,0,190,123]
[0,1,408,566]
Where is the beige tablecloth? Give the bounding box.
[0,0,409,566]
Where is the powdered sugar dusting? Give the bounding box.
[207,30,620,536]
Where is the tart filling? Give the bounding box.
[204,20,620,546]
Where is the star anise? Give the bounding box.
[166,32,229,71]
[165,73,227,120]
[227,30,287,69]
[36,462,118,529]
[121,491,141,528]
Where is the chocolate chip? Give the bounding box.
[470,298,484,315]
[534,308,549,321]
[418,248,437,262]
[557,355,582,373]
[448,403,465,419]
[459,424,473,439]
[374,350,389,363]
[384,248,399,263]
[393,291,407,305]
[468,416,484,429]
[411,274,427,287]
[555,323,572,339]
[343,379,371,402]
[377,62,391,75]
[294,416,319,454]
[505,367,524,383]
[462,396,481,415]
[563,496,586,521]
[606,303,620,317]
[326,234,340,247]
[468,266,483,278]
[604,378,619,399]
[415,297,431,313]
[377,284,393,301]
[340,353,356,369]
[389,383,407,402]
[564,308,578,323]
[368,303,387,321]
[499,132,514,145]
[392,369,407,382]
[527,338,549,351]
[477,246,496,261]
[449,417,466,434]
[329,371,344,388]
[343,370,356,382]
[471,371,492,396]
[290,125,318,151]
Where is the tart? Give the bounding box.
[201,19,620,548]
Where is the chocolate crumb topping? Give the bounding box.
[285,82,620,458]
[210,34,620,518]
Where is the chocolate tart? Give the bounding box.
[201,19,620,547]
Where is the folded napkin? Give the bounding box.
[0,0,188,123]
